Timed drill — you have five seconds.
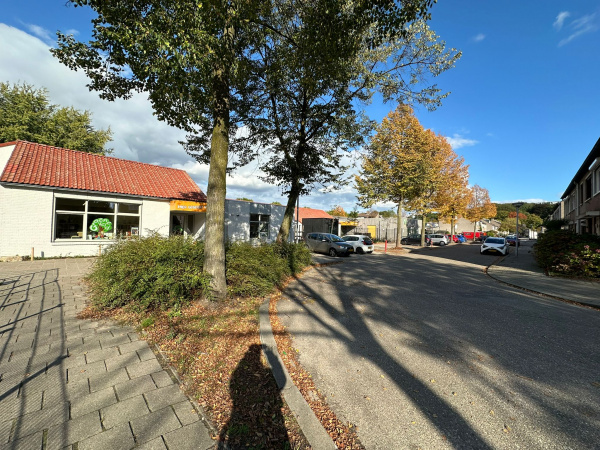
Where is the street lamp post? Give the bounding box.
[512,202,524,256]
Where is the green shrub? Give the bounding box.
[534,230,600,277]
[226,241,311,297]
[87,236,312,310]
[87,234,211,310]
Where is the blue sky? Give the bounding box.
[1,1,599,212]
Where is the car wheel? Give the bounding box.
[400,239,407,245]
[439,241,446,246]
[357,247,364,254]
[328,248,337,257]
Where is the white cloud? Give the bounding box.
[0,23,374,213]
[558,13,598,47]
[553,11,570,30]
[24,23,53,43]
[472,33,485,43]
[446,133,478,149]
[0,24,191,169]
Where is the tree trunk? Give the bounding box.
[450,216,455,244]
[277,181,301,243]
[420,211,427,246]
[395,200,402,247]
[203,56,230,300]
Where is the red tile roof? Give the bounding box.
[0,141,206,202]
[296,207,332,223]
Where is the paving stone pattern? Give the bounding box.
[0,259,215,450]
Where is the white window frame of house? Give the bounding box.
[594,167,600,196]
[53,195,142,241]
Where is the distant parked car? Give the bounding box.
[480,237,509,255]
[506,235,520,246]
[305,233,354,257]
[428,234,448,246]
[343,235,374,254]
[400,234,431,246]
[446,234,465,243]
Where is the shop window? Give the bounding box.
[119,203,140,214]
[55,213,84,239]
[56,197,85,212]
[250,213,270,239]
[54,197,140,241]
[116,215,140,237]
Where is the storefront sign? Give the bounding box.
[170,200,207,212]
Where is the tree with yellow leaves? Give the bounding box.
[465,185,497,239]
[433,147,470,242]
[356,105,432,247]
[405,130,467,246]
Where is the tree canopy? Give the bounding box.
[356,104,468,246]
[465,185,496,233]
[52,0,440,298]
[0,81,112,154]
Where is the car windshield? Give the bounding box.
[486,238,504,244]
[329,235,345,242]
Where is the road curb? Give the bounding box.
[485,262,600,311]
[258,299,337,450]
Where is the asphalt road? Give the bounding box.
[277,242,600,449]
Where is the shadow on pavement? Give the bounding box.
[218,344,290,449]
[279,248,600,448]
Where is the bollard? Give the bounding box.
[31,247,34,261]
[385,239,387,253]
[98,245,102,257]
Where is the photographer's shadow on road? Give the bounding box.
[218,344,290,449]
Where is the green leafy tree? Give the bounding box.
[212,11,460,243]
[0,82,112,154]
[379,209,398,219]
[52,0,438,299]
[347,209,359,220]
[524,202,559,219]
[524,214,543,231]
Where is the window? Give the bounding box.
[595,168,600,196]
[54,197,140,240]
[250,213,270,239]
[584,176,592,201]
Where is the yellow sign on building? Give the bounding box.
[169,200,207,212]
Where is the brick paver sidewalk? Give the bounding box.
[0,259,215,450]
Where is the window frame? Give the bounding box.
[53,195,142,241]
[249,213,270,240]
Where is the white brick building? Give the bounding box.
[0,141,296,259]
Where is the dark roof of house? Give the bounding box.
[561,137,600,199]
[0,141,206,202]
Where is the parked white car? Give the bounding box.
[342,235,374,254]
[480,237,509,255]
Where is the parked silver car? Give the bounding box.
[427,234,448,246]
[305,233,354,257]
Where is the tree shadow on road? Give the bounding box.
[278,252,600,448]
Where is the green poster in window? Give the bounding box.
[89,217,113,232]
